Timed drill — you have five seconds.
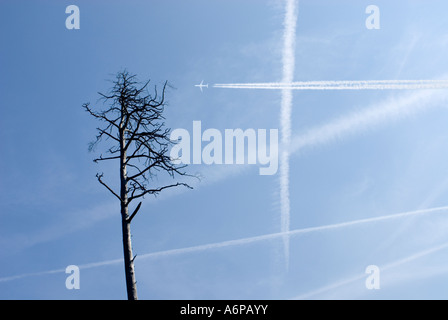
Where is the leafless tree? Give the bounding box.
[83,70,192,300]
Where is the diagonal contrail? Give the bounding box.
[280,0,298,271]
[214,79,448,90]
[293,241,448,300]
[2,205,448,283]
[290,89,448,155]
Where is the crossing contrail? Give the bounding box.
[279,0,298,270]
[214,79,448,90]
[2,205,448,283]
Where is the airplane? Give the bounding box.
[195,80,208,92]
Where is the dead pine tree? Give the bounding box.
[83,70,192,300]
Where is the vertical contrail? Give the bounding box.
[280,0,298,269]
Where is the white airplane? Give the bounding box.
[195,80,208,92]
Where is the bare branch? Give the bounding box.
[128,182,192,202]
[93,154,121,163]
[96,173,121,202]
[97,128,119,142]
[127,202,142,223]
[126,161,158,182]
[83,102,120,130]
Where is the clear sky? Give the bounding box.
[2,0,448,299]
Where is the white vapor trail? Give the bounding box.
[280,0,298,270]
[293,241,448,300]
[214,79,448,90]
[2,205,448,283]
[290,89,448,155]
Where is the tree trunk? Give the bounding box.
[120,115,138,300]
[121,208,138,300]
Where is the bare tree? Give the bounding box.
[83,70,192,300]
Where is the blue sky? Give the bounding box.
[2,0,448,299]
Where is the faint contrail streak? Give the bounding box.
[293,241,448,300]
[134,205,448,262]
[280,0,298,271]
[214,79,448,90]
[290,89,448,155]
[2,205,448,283]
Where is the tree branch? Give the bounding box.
[127,202,142,223]
[126,160,158,182]
[96,173,122,201]
[93,154,121,163]
[97,128,119,142]
[128,182,192,201]
[83,103,120,130]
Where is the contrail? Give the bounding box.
[293,241,448,300]
[214,79,448,90]
[280,0,298,270]
[0,268,67,283]
[2,205,448,283]
[135,204,448,261]
[0,259,123,283]
[290,89,448,155]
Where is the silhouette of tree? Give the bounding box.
[83,70,192,300]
